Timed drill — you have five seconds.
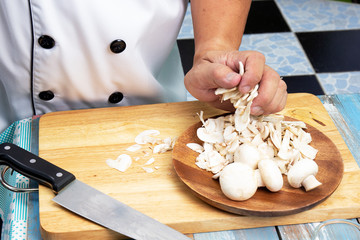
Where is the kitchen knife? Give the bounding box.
[0,142,190,240]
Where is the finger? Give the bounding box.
[252,77,287,115]
[238,51,266,94]
[263,85,287,115]
[250,65,280,115]
[184,63,240,103]
[194,61,242,89]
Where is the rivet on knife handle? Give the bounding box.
[0,143,75,193]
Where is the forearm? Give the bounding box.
[190,0,251,64]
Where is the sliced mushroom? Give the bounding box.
[186,143,204,153]
[197,127,224,144]
[135,130,160,144]
[126,144,142,152]
[106,154,132,172]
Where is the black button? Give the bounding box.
[108,92,123,104]
[39,90,55,101]
[110,39,126,53]
[38,35,55,49]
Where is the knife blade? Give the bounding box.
[0,143,190,240]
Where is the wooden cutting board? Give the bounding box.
[38,93,360,239]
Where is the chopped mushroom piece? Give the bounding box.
[144,157,155,165]
[106,154,132,172]
[186,143,204,153]
[135,130,160,144]
[197,127,224,144]
[126,144,142,152]
[142,167,154,173]
[107,129,176,174]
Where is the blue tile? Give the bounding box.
[240,33,314,76]
[276,0,360,32]
[178,3,193,39]
[317,72,360,94]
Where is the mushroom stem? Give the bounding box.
[255,169,265,187]
[302,175,322,191]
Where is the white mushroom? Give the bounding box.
[257,159,283,192]
[197,127,224,144]
[126,144,142,152]
[191,60,322,200]
[153,143,171,154]
[186,143,204,153]
[234,143,261,169]
[273,157,288,174]
[239,61,245,76]
[257,142,275,159]
[106,154,132,172]
[287,158,322,191]
[254,169,265,187]
[234,105,251,132]
[219,162,258,201]
[142,167,154,173]
[144,157,155,165]
[135,130,160,144]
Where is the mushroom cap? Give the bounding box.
[234,143,261,169]
[258,159,283,192]
[287,158,319,188]
[219,162,257,201]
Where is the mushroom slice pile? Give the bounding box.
[188,61,322,201]
[107,130,177,173]
[134,130,177,154]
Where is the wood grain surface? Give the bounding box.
[37,93,360,240]
[172,116,344,217]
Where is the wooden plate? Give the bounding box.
[172,116,344,217]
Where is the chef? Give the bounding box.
[0,0,287,134]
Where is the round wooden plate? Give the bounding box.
[172,116,344,217]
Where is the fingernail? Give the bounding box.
[252,106,264,115]
[226,72,238,82]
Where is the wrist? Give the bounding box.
[193,39,240,66]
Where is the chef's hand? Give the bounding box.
[184,50,287,115]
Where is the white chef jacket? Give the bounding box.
[0,0,188,133]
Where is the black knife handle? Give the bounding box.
[0,143,75,193]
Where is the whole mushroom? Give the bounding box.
[287,158,322,191]
[234,143,261,169]
[257,159,283,192]
[219,162,258,201]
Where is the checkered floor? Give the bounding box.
[177,0,360,101]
